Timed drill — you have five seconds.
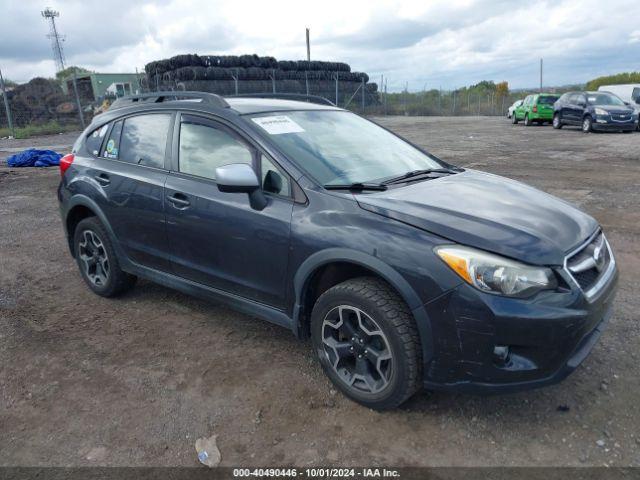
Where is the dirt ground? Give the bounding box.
[1,117,639,467]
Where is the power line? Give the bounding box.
[41,7,66,73]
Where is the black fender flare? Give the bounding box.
[64,195,130,268]
[292,248,434,364]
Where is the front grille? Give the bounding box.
[611,114,632,122]
[566,232,611,292]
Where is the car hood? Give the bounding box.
[592,104,634,114]
[356,170,598,266]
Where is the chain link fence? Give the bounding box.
[1,70,529,139]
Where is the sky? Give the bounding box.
[1,0,639,91]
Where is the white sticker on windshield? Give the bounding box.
[252,115,305,135]
[588,97,597,103]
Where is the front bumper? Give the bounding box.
[593,116,638,131]
[422,258,618,394]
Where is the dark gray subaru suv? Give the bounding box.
[58,92,618,409]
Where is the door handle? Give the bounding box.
[167,193,191,208]
[94,173,110,186]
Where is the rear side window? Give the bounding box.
[178,120,253,180]
[102,120,123,159]
[118,114,171,168]
[86,124,109,156]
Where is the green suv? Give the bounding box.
[512,93,560,126]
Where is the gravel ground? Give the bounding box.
[0,117,639,467]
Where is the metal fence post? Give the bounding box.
[270,69,276,93]
[232,68,239,95]
[155,68,159,91]
[361,76,365,112]
[0,67,16,138]
[71,70,85,129]
[334,72,338,106]
[305,71,309,96]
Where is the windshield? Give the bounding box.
[587,93,625,106]
[538,95,559,105]
[249,110,442,185]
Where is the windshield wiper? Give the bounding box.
[324,182,388,192]
[381,167,461,185]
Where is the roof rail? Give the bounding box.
[228,93,336,106]
[108,91,230,110]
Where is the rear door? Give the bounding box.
[566,93,585,124]
[164,113,294,308]
[91,112,174,271]
[516,96,530,119]
[561,94,576,123]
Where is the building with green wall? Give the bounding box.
[63,72,142,101]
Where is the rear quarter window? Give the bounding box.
[85,124,109,156]
[102,120,123,159]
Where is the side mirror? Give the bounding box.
[215,163,267,210]
[263,170,283,194]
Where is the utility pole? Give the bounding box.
[540,58,543,93]
[306,28,311,62]
[42,8,65,73]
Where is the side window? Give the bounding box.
[102,120,123,159]
[178,121,253,180]
[261,154,290,197]
[632,88,640,103]
[86,124,109,156]
[119,114,171,168]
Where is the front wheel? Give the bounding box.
[553,113,563,129]
[582,116,593,133]
[311,277,422,410]
[512,113,518,124]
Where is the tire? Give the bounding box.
[512,113,518,124]
[310,277,422,410]
[553,113,563,129]
[524,114,532,126]
[73,217,137,297]
[582,115,593,133]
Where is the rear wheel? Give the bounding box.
[524,114,532,126]
[553,113,563,129]
[582,115,593,133]
[311,277,422,410]
[73,217,137,297]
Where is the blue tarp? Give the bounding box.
[6,148,62,168]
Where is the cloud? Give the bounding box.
[0,0,638,89]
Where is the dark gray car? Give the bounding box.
[58,92,618,409]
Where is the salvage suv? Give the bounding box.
[58,92,618,409]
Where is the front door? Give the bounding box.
[164,114,294,308]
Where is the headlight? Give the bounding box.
[595,108,609,116]
[435,245,557,298]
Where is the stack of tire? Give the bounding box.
[0,77,83,128]
[143,54,378,106]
